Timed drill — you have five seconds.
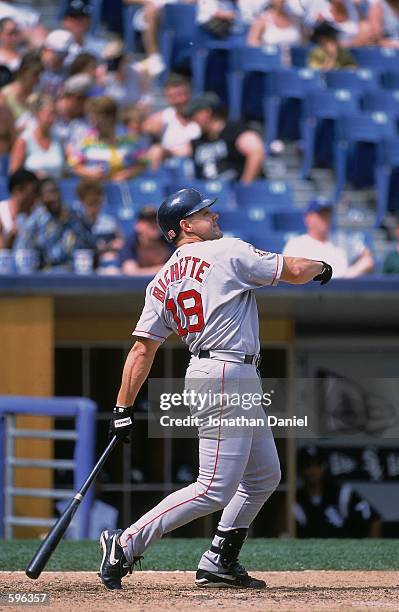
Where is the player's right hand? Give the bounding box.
[108,405,134,443]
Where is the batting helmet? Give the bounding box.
[157,188,216,242]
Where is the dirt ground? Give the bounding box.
[1,571,398,612]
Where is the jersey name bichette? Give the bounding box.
[133,237,283,355]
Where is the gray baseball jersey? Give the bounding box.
[133,237,283,354]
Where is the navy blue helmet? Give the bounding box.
[157,188,216,242]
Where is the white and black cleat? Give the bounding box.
[195,564,266,589]
[99,529,142,590]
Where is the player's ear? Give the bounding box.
[180,218,191,234]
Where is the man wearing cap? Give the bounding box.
[295,445,381,538]
[182,92,266,183]
[40,29,74,97]
[54,74,92,148]
[283,197,374,278]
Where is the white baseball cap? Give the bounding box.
[44,29,74,54]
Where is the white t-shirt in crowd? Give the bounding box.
[160,107,201,149]
[283,233,349,278]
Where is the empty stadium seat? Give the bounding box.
[160,3,197,75]
[175,179,236,211]
[290,45,314,68]
[219,209,272,236]
[271,211,305,232]
[350,47,399,71]
[361,90,399,115]
[301,89,361,178]
[250,231,292,254]
[382,70,399,90]
[128,178,167,208]
[227,45,282,120]
[375,139,399,225]
[263,68,323,144]
[325,69,380,93]
[191,26,247,96]
[334,112,397,200]
[234,180,294,211]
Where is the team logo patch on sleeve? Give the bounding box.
[253,247,270,257]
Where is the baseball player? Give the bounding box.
[99,188,332,590]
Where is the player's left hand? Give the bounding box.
[108,406,134,443]
[313,261,333,285]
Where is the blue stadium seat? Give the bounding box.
[0,176,9,200]
[301,89,361,178]
[191,26,247,96]
[325,69,380,94]
[263,68,323,144]
[227,45,282,120]
[0,154,9,177]
[334,112,397,200]
[128,178,167,208]
[271,211,305,232]
[250,231,292,254]
[375,139,399,225]
[175,179,236,211]
[382,70,399,90]
[361,90,399,115]
[59,178,80,208]
[219,209,272,237]
[234,180,294,211]
[163,157,195,186]
[350,47,399,71]
[290,45,314,68]
[123,3,141,53]
[160,3,197,75]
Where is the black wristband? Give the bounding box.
[313,261,333,285]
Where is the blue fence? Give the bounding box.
[0,396,97,539]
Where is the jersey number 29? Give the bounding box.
[166,289,204,337]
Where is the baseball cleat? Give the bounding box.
[99,529,142,590]
[195,564,266,589]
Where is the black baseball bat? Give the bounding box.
[25,435,120,580]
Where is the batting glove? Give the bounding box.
[109,405,134,443]
[313,261,333,285]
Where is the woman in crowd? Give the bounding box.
[0,17,22,72]
[0,50,42,125]
[307,21,356,70]
[9,94,64,179]
[67,95,149,181]
[368,0,399,47]
[314,0,371,46]
[247,0,303,50]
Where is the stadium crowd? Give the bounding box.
[0,0,399,275]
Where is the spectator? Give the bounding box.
[283,197,374,278]
[62,0,92,59]
[121,104,149,140]
[368,0,399,47]
[307,21,356,71]
[102,39,154,109]
[9,94,64,179]
[120,205,172,275]
[0,17,21,72]
[67,95,149,181]
[183,92,266,183]
[0,0,47,48]
[197,0,268,37]
[143,73,200,161]
[76,178,123,273]
[69,51,98,80]
[124,0,197,77]
[0,167,38,249]
[15,177,95,271]
[382,223,399,274]
[40,29,74,97]
[54,74,92,149]
[295,445,381,538]
[0,99,15,155]
[247,0,303,50]
[314,0,372,46]
[0,50,43,124]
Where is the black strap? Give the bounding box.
[198,350,258,364]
